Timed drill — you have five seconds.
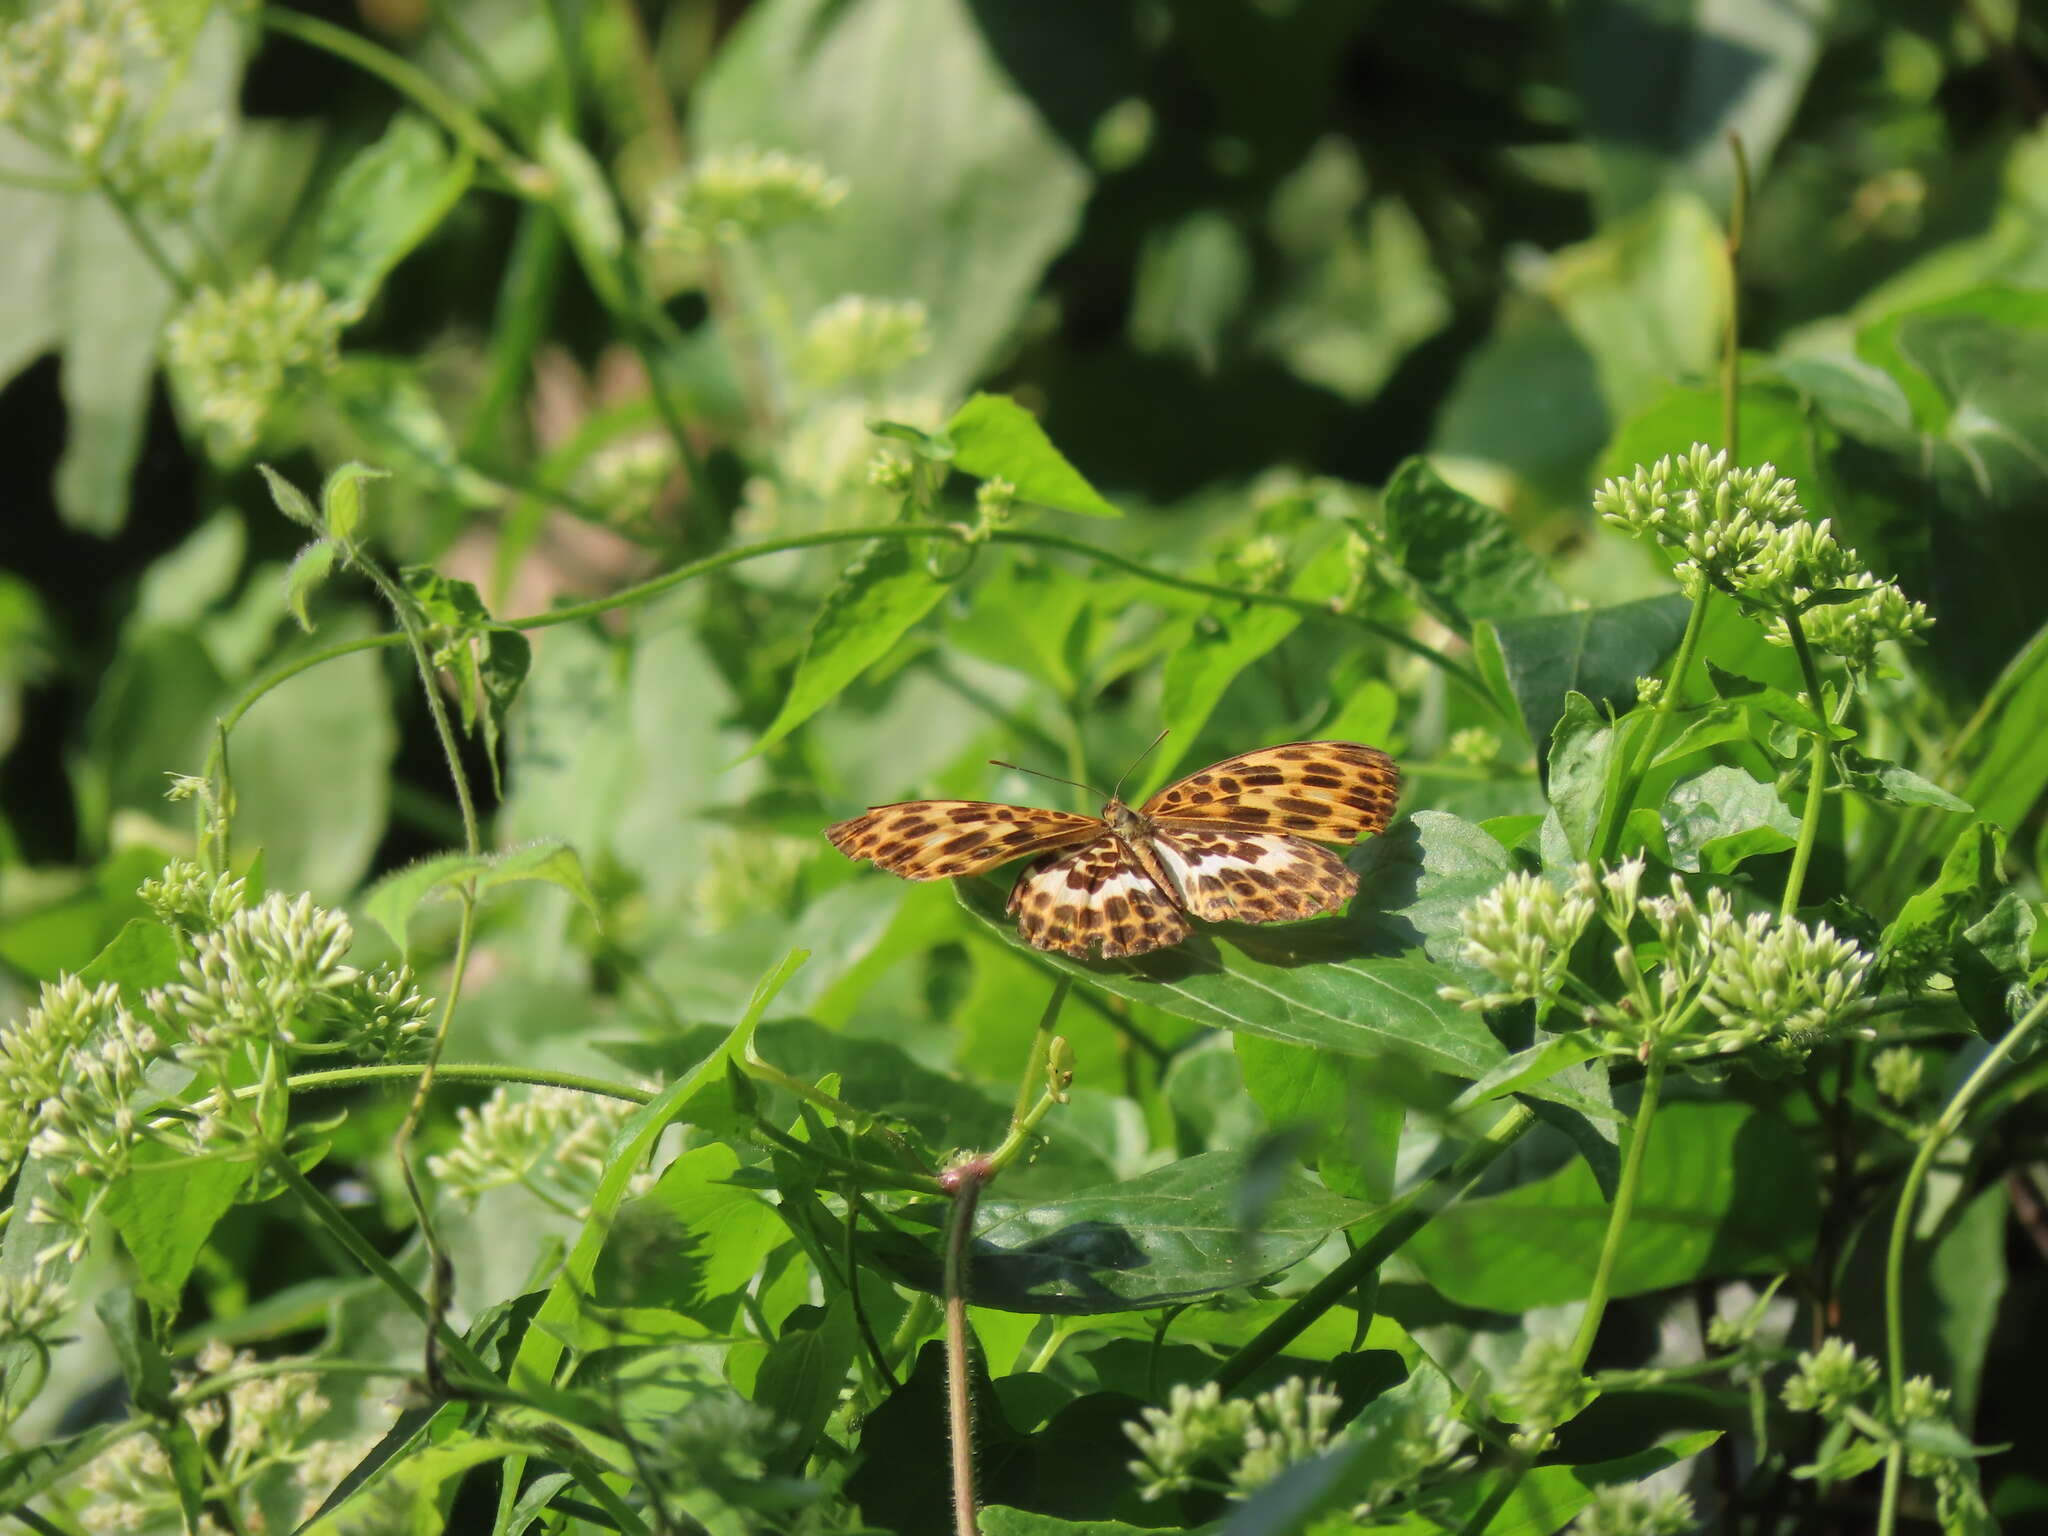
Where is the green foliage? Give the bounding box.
[5,3,2047,1535]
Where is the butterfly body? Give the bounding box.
[826,741,1399,960]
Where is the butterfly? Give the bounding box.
[825,741,1399,959]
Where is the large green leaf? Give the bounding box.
[1378,459,1567,634]
[1663,764,1799,873]
[1961,620,2048,835]
[872,1149,1369,1314]
[752,539,952,756]
[1857,291,2048,686]
[1563,0,1824,222]
[691,0,1091,400]
[1407,1101,1816,1310]
[1153,603,1302,784]
[954,878,1504,1081]
[101,1146,251,1318]
[947,394,1119,517]
[1479,594,1691,753]
[309,114,473,314]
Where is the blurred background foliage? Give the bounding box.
[3,0,2048,1525]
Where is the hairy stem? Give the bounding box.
[1877,988,2048,1536]
[944,1161,991,1536]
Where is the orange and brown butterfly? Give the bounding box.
[824,741,1399,959]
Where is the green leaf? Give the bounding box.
[1880,822,2006,980]
[309,114,474,314]
[956,876,1505,1081]
[77,917,184,999]
[1377,459,1567,634]
[691,0,1091,400]
[283,541,337,633]
[224,617,397,900]
[872,1149,1368,1314]
[620,1142,783,1308]
[258,464,321,530]
[753,1298,859,1464]
[101,1146,252,1318]
[1663,765,1800,873]
[1482,594,1691,751]
[1836,748,1972,812]
[947,394,1120,518]
[1565,0,1822,220]
[1702,660,1844,737]
[0,1424,134,1512]
[535,117,627,310]
[365,838,601,952]
[497,952,808,1506]
[1236,1035,1402,1203]
[982,1512,1154,1536]
[1407,1101,1817,1310]
[1859,293,2048,684]
[1547,692,1621,860]
[1153,602,1301,782]
[1961,618,2048,834]
[319,461,386,545]
[401,568,530,793]
[97,1290,206,1523]
[752,539,952,756]
[57,198,177,531]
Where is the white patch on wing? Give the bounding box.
[1146,827,1355,924]
[1008,837,1189,957]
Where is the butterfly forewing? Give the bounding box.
[1148,826,1357,924]
[825,801,1102,880]
[1140,741,1399,841]
[1007,835,1191,958]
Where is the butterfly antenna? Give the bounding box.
[988,760,1108,799]
[1110,728,1171,802]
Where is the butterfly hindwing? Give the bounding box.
[1140,741,1399,841]
[1007,835,1191,959]
[1147,825,1358,924]
[825,801,1102,880]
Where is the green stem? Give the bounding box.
[1720,134,1751,467]
[87,177,195,299]
[1569,1055,1665,1367]
[283,1061,648,1101]
[1595,588,1712,863]
[260,10,525,180]
[1876,987,2048,1536]
[1212,1101,1537,1395]
[1012,979,1071,1129]
[1780,613,1832,919]
[266,1151,495,1382]
[210,522,1494,794]
[1463,1059,1666,1536]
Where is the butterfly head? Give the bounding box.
[1103,798,1149,840]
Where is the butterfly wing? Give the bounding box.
[826,801,1103,879]
[1140,741,1398,842]
[1006,835,1191,958]
[1146,825,1357,924]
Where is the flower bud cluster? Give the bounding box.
[1126,1377,1340,1501]
[137,859,248,935]
[1781,1337,1880,1416]
[644,145,847,249]
[1438,869,1595,1011]
[798,295,931,386]
[1780,1335,1982,1510]
[426,1085,633,1207]
[1441,857,1874,1066]
[149,892,355,1059]
[1595,445,1929,667]
[164,270,350,455]
[1498,1335,1592,1439]
[1571,1485,1698,1536]
[1873,1045,1925,1105]
[0,0,214,215]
